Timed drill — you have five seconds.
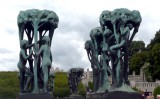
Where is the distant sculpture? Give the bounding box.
[17,9,59,93]
[68,68,84,95]
[85,8,142,92]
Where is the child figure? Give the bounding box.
[35,36,52,93]
[17,40,33,93]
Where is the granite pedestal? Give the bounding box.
[17,92,53,99]
[106,91,144,99]
[86,92,108,98]
[69,94,83,99]
[86,91,144,99]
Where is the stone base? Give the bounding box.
[106,91,144,99]
[17,92,53,99]
[86,91,144,99]
[69,94,83,99]
[86,92,108,98]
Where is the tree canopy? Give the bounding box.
[129,30,160,81]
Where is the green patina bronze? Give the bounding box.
[85,8,142,93]
[68,68,84,95]
[17,9,59,93]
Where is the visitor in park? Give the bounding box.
[146,92,154,99]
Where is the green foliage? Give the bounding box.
[146,43,160,81]
[53,72,70,98]
[143,63,154,81]
[88,81,94,90]
[129,41,145,57]
[147,30,160,50]
[151,43,160,65]
[129,31,160,80]
[78,82,86,97]
[0,71,19,98]
[153,86,160,99]
[130,51,149,74]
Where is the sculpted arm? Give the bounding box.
[26,41,40,49]
[21,50,32,60]
[35,46,44,56]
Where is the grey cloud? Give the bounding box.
[5,28,17,35]
[0,58,17,64]
[51,33,89,70]
[0,48,12,54]
[57,14,100,41]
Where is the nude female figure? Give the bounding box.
[35,36,52,92]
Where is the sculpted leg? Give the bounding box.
[42,66,49,92]
[20,71,25,93]
[24,68,33,92]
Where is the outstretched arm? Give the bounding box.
[35,45,44,56]
[26,41,40,49]
[21,50,33,60]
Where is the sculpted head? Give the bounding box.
[90,27,102,39]
[126,23,133,30]
[85,40,92,51]
[42,36,50,45]
[99,10,111,26]
[20,40,28,49]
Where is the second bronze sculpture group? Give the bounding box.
[85,8,142,93]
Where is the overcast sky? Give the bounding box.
[0,0,160,71]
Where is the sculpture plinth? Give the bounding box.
[106,91,144,99]
[18,92,53,99]
[86,92,108,98]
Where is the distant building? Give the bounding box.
[82,66,160,93]
[50,67,64,73]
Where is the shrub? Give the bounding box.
[153,86,160,99]
[53,72,70,98]
[78,82,86,97]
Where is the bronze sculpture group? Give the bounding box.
[68,68,84,95]
[17,8,142,97]
[17,9,59,93]
[85,8,142,93]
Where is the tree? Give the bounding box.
[129,41,145,57]
[147,30,160,50]
[129,40,146,74]
[88,81,93,91]
[130,51,149,74]
[53,72,70,98]
[151,43,160,65]
[78,82,86,97]
[150,43,160,80]
[154,86,160,99]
